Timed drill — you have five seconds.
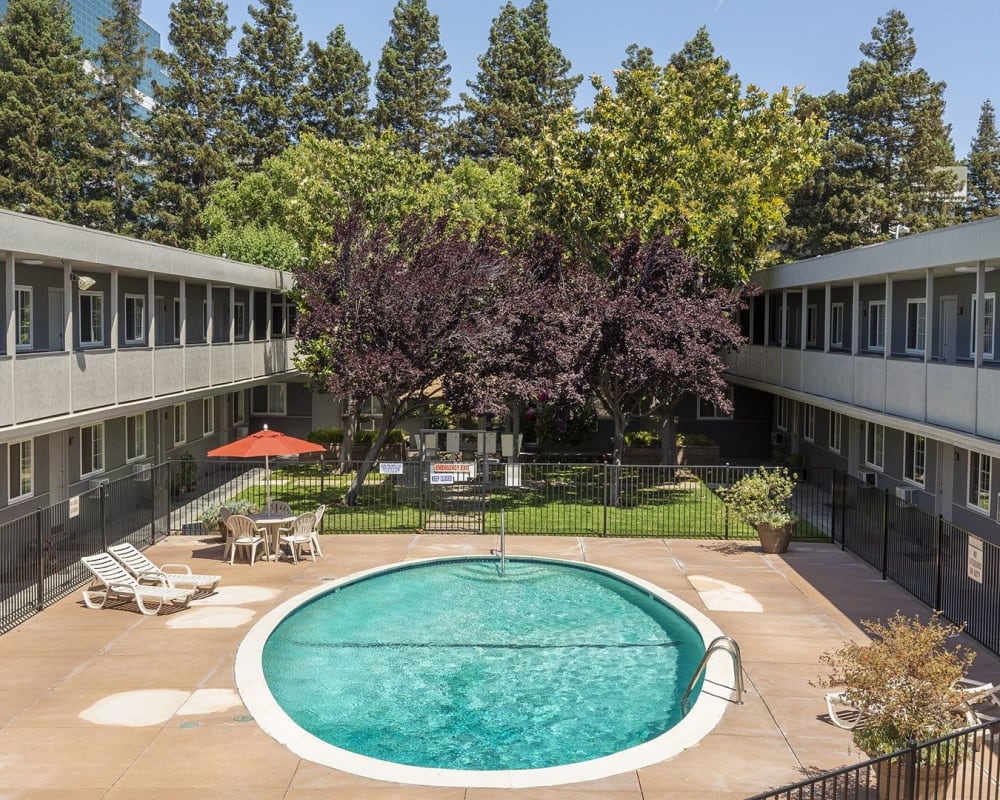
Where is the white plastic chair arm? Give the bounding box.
[136,570,171,586]
[159,563,193,574]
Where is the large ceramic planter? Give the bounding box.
[756,522,793,554]
[874,757,958,800]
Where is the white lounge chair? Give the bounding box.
[80,553,194,615]
[826,681,1000,730]
[107,542,221,593]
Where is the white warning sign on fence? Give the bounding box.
[968,536,984,584]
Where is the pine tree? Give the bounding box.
[143,0,239,247]
[621,43,654,73]
[92,0,149,234]
[298,24,370,144]
[0,0,102,223]
[235,0,305,168]
[458,0,580,161]
[373,0,452,157]
[783,10,959,257]
[669,26,730,75]
[966,99,1000,220]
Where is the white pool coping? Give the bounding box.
[234,555,734,789]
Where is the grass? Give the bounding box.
[213,462,829,540]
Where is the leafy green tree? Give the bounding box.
[298,24,370,144]
[783,10,959,257]
[201,223,302,270]
[668,25,728,75]
[235,0,305,168]
[966,99,1000,220]
[143,0,240,247]
[92,0,149,234]
[525,31,824,286]
[372,0,452,157]
[457,0,580,161]
[621,43,654,72]
[0,0,103,223]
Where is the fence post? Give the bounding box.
[904,737,918,800]
[35,507,44,612]
[100,482,109,553]
[829,469,837,544]
[881,488,890,580]
[319,455,325,503]
[839,471,847,551]
[933,515,943,612]
[602,464,609,537]
[150,467,156,546]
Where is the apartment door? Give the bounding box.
[47,289,65,351]
[940,296,957,362]
[48,431,68,506]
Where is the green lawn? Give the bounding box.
[213,463,829,540]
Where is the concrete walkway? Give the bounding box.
[0,534,997,799]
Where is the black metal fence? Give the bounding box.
[745,720,1000,800]
[832,471,1000,658]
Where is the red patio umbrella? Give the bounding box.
[207,424,326,506]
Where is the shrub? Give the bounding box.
[306,427,344,445]
[819,612,975,757]
[200,498,259,532]
[720,467,796,527]
[624,430,660,447]
[675,433,717,447]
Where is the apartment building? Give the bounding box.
[0,210,309,526]
[727,215,1000,543]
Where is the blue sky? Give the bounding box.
[140,1,1000,158]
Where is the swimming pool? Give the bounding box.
[235,556,731,788]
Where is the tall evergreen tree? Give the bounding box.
[966,99,1000,220]
[235,0,305,168]
[783,10,958,258]
[373,0,451,157]
[143,0,239,247]
[458,0,580,161]
[668,26,730,75]
[92,0,149,234]
[621,43,654,73]
[298,24,370,144]
[0,0,102,223]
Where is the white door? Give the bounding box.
[48,431,67,505]
[47,289,65,351]
[940,297,957,362]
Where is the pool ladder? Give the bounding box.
[680,636,745,712]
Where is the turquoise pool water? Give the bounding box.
[261,558,706,771]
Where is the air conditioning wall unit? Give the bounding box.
[895,486,916,504]
[857,470,877,486]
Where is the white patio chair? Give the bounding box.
[225,514,270,566]
[262,500,293,516]
[107,542,221,593]
[278,512,318,563]
[80,553,194,616]
[826,681,999,730]
[310,504,326,557]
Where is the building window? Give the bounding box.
[79,291,104,347]
[803,405,815,441]
[806,305,818,346]
[864,422,884,469]
[234,391,246,424]
[234,302,246,339]
[971,293,996,359]
[253,383,287,415]
[124,294,146,344]
[81,423,104,478]
[905,298,926,354]
[828,412,842,452]
[15,286,32,350]
[867,301,886,351]
[173,404,187,445]
[8,439,32,501]
[968,451,992,513]
[831,303,844,348]
[173,298,181,343]
[697,388,734,420]
[776,397,789,431]
[203,397,215,435]
[126,414,146,462]
[903,433,926,486]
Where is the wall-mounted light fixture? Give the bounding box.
[70,272,96,291]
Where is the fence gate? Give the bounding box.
[418,428,509,533]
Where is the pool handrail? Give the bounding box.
[681,635,744,712]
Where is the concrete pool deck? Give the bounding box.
[1,533,998,799]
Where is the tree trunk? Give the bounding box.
[659,406,679,466]
[343,421,393,506]
[339,398,357,474]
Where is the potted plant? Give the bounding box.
[200,499,259,538]
[819,613,977,797]
[171,452,198,496]
[721,466,797,553]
